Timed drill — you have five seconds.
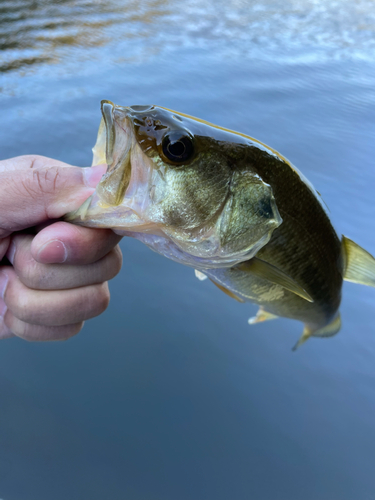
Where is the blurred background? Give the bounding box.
[1,1,375,499]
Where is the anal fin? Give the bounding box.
[342,235,375,287]
[248,307,278,325]
[292,313,341,351]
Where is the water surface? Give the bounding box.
[1,1,375,499]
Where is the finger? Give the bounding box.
[30,221,122,265]
[1,267,110,326]
[8,234,122,290]
[0,236,10,261]
[0,298,15,339]
[3,307,83,341]
[0,155,106,237]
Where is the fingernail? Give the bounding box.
[0,271,9,300]
[0,301,13,339]
[83,164,107,188]
[7,240,16,265]
[0,318,12,339]
[37,240,68,264]
[0,298,7,317]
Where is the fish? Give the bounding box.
[65,100,375,350]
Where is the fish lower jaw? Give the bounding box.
[65,197,145,230]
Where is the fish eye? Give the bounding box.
[162,131,194,164]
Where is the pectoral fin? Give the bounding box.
[209,279,245,303]
[342,236,375,287]
[292,313,341,351]
[237,258,313,303]
[194,270,208,281]
[248,307,278,324]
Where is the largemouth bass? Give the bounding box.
[66,101,375,349]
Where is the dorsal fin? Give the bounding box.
[237,257,313,303]
[292,313,341,351]
[342,236,375,287]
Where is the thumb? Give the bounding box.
[0,161,106,237]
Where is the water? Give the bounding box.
[1,1,375,499]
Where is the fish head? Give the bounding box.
[66,101,282,268]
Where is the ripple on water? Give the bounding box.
[0,0,375,81]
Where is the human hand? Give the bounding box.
[0,155,122,341]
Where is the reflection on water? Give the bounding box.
[1,0,375,76]
[0,0,169,73]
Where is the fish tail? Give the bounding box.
[342,236,375,287]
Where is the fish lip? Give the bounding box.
[66,196,165,236]
[65,191,149,228]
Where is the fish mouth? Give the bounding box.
[95,100,133,207]
[65,101,158,232]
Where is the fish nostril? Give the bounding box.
[129,105,154,112]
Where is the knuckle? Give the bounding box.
[24,154,46,168]
[32,167,60,194]
[17,259,46,289]
[15,165,63,217]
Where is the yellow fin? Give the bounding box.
[292,329,311,351]
[209,279,245,303]
[292,313,341,351]
[248,307,278,325]
[342,236,375,287]
[237,257,313,303]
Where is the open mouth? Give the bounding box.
[95,100,133,207]
[65,101,155,232]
